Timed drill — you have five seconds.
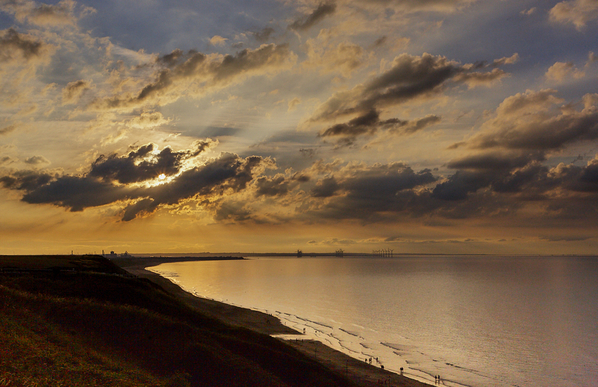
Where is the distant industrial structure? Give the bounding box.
[372,249,393,257]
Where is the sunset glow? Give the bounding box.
[1,0,597,255]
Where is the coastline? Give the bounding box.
[113,256,297,335]
[115,256,431,387]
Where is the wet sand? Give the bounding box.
[115,257,431,387]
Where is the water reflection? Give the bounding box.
[149,256,598,387]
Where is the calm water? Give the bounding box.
[148,256,598,386]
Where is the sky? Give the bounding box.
[1,0,598,255]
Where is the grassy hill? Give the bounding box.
[0,255,354,387]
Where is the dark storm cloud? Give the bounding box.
[470,111,598,151]
[156,48,186,68]
[580,161,598,184]
[0,28,43,62]
[398,115,441,134]
[308,163,437,221]
[255,174,293,197]
[311,176,339,197]
[457,91,598,152]
[88,141,214,184]
[360,53,461,111]
[434,154,598,204]
[318,109,440,146]
[121,153,268,220]
[436,156,554,201]
[254,171,310,198]
[289,2,337,31]
[0,142,270,221]
[311,53,509,122]
[437,91,598,205]
[550,162,598,193]
[431,170,492,201]
[22,176,131,212]
[0,170,53,191]
[319,109,383,138]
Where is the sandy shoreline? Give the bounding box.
[114,256,430,387]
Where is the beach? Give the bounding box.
[114,256,430,387]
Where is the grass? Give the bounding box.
[0,256,354,387]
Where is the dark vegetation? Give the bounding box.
[0,255,354,386]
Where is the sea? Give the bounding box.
[147,255,598,387]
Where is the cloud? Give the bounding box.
[0,0,81,27]
[62,79,92,105]
[520,7,536,16]
[125,111,171,129]
[348,0,477,13]
[0,170,55,192]
[454,68,509,88]
[311,176,339,197]
[0,156,16,166]
[431,170,492,201]
[550,0,598,29]
[307,162,437,220]
[89,43,296,112]
[24,155,50,166]
[545,62,585,82]
[0,28,48,64]
[310,53,509,122]
[304,40,366,76]
[288,97,301,111]
[0,124,17,135]
[213,200,252,222]
[540,235,592,242]
[289,2,337,31]
[252,27,275,42]
[318,109,440,147]
[433,154,598,205]
[254,174,295,197]
[88,140,216,184]
[459,90,598,151]
[21,175,131,212]
[120,153,271,221]
[0,141,272,221]
[490,53,519,67]
[441,90,598,201]
[446,151,545,171]
[209,35,228,47]
[587,51,598,67]
[319,109,384,138]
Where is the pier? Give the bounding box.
[372,249,393,257]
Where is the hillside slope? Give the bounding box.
[0,256,353,387]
